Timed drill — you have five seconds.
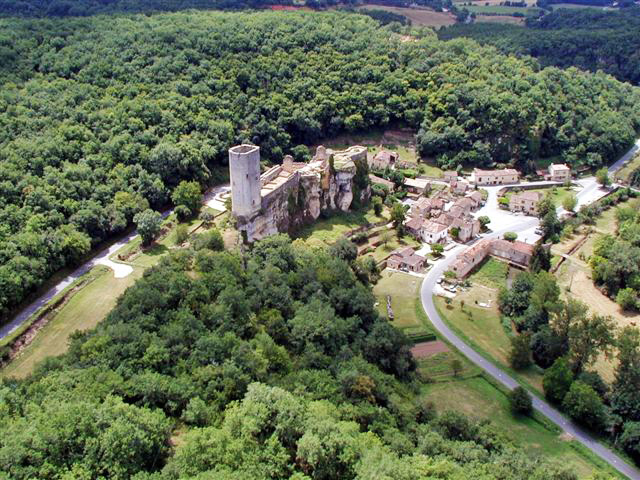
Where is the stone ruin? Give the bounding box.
[229,144,370,242]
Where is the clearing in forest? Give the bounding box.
[356,4,456,27]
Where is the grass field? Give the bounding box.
[2,266,143,379]
[468,257,508,289]
[421,376,620,478]
[296,206,382,246]
[614,151,640,184]
[356,4,456,27]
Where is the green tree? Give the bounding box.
[509,386,533,415]
[562,381,606,430]
[391,203,406,236]
[596,167,611,187]
[567,313,615,375]
[619,422,640,461]
[175,224,189,245]
[616,287,637,311]
[529,242,551,273]
[372,196,383,216]
[478,215,491,230]
[134,209,163,246]
[543,356,574,404]
[562,193,578,212]
[611,327,640,422]
[509,333,532,370]
[503,231,517,242]
[172,180,202,219]
[451,358,463,377]
[330,237,358,264]
[431,243,444,257]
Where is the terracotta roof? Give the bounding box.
[550,163,570,171]
[493,239,534,255]
[468,191,482,202]
[474,168,519,176]
[455,197,474,208]
[414,197,432,209]
[448,206,465,218]
[404,253,425,267]
[392,246,415,258]
[423,220,448,234]
[369,174,394,188]
[405,216,423,230]
[515,191,542,201]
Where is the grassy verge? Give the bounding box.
[2,265,143,379]
[296,205,382,247]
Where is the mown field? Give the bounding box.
[356,4,456,27]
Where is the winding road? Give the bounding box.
[419,139,640,479]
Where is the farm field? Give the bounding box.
[454,0,537,5]
[356,4,456,27]
[463,4,543,14]
[475,14,525,24]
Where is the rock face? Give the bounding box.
[230,145,369,242]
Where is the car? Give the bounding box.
[436,278,443,284]
[535,228,543,235]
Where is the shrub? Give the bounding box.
[193,230,224,251]
[509,386,532,415]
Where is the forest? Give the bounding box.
[0,235,588,479]
[438,7,640,85]
[0,10,638,325]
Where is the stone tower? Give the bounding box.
[229,144,261,218]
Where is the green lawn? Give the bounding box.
[421,376,621,478]
[2,266,143,379]
[367,234,421,263]
[468,257,508,289]
[373,270,435,341]
[296,206,382,246]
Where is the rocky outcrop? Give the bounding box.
[235,145,369,242]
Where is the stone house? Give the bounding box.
[386,247,426,273]
[450,217,480,243]
[369,150,398,170]
[509,190,542,216]
[443,171,458,183]
[404,177,430,194]
[404,216,424,238]
[411,197,433,218]
[471,168,519,186]
[547,163,571,182]
[450,238,534,278]
[450,180,469,195]
[453,197,475,215]
[467,191,483,209]
[369,174,395,192]
[421,220,448,244]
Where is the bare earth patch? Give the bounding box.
[475,15,525,24]
[411,340,449,359]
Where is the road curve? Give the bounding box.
[420,226,640,479]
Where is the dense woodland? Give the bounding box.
[0,10,638,319]
[439,7,640,85]
[0,236,588,479]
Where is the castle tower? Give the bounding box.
[229,144,261,217]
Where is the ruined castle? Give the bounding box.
[229,144,369,242]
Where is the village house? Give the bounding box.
[471,168,520,186]
[369,149,398,170]
[410,197,433,218]
[546,163,571,182]
[509,190,542,216]
[422,220,449,244]
[404,216,424,238]
[443,171,458,183]
[386,247,426,273]
[450,179,469,195]
[467,191,483,209]
[450,238,535,278]
[453,196,475,215]
[369,174,395,192]
[450,217,480,243]
[404,177,430,195]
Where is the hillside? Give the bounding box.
[0,10,638,329]
[438,7,640,85]
[0,235,593,479]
